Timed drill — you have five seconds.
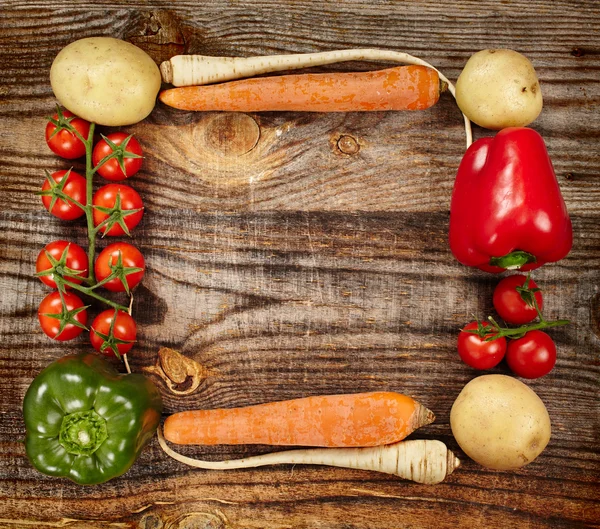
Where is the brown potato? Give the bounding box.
[50,37,161,126]
[450,375,551,470]
[455,49,543,130]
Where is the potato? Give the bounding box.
[50,37,161,126]
[455,49,543,130]
[450,375,551,470]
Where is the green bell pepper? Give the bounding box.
[23,352,163,485]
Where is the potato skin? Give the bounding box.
[450,375,551,470]
[455,49,543,130]
[50,37,161,126]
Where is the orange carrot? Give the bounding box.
[163,391,435,447]
[159,65,443,113]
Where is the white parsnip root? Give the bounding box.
[157,428,459,485]
[160,48,472,147]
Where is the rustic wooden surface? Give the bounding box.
[0,1,599,528]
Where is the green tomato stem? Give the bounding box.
[84,122,97,283]
[485,316,570,341]
[62,278,129,311]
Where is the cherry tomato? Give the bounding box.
[458,321,507,370]
[493,274,543,325]
[506,330,556,379]
[92,184,144,236]
[90,309,137,357]
[35,240,88,289]
[38,291,87,341]
[45,110,90,159]
[95,242,145,292]
[41,170,87,220]
[92,132,143,181]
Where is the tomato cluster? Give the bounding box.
[36,107,146,359]
[457,274,565,379]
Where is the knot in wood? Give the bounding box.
[336,134,360,155]
[166,512,228,529]
[201,113,260,157]
[139,514,163,529]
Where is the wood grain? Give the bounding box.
[0,1,599,528]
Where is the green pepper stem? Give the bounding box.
[59,409,108,456]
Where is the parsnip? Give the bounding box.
[157,428,459,485]
[160,48,472,148]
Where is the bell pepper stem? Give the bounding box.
[59,409,108,456]
[489,250,537,270]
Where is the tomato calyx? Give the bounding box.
[93,252,143,295]
[39,291,90,339]
[91,134,143,178]
[45,105,88,145]
[515,279,542,312]
[38,169,86,213]
[34,244,90,291]
[93,191,144,237]
[91,309,135,360]
[463,318,498,340]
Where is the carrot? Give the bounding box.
[159,65,442,113]
[163,391,435,447]
[159,48,473,147]
[157,430,459,485]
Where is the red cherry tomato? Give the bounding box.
[458,321,507,370]
[95,242,145,292]
[41,170,87,220]
[493,274,543,325]
[90,309,137,357]
[506,330,557,379]
[35,240,88,289]
[92,184,144,236]
[38,291,87,341]
[45,110,90,159]
[92,132,143,181]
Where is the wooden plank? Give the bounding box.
[0,1,598,528]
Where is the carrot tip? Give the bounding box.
[414,404,436,430]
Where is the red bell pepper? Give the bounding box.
[449,127,572,273]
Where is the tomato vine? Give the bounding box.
[36,106,145,364]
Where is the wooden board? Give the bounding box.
[0,2,598,528]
